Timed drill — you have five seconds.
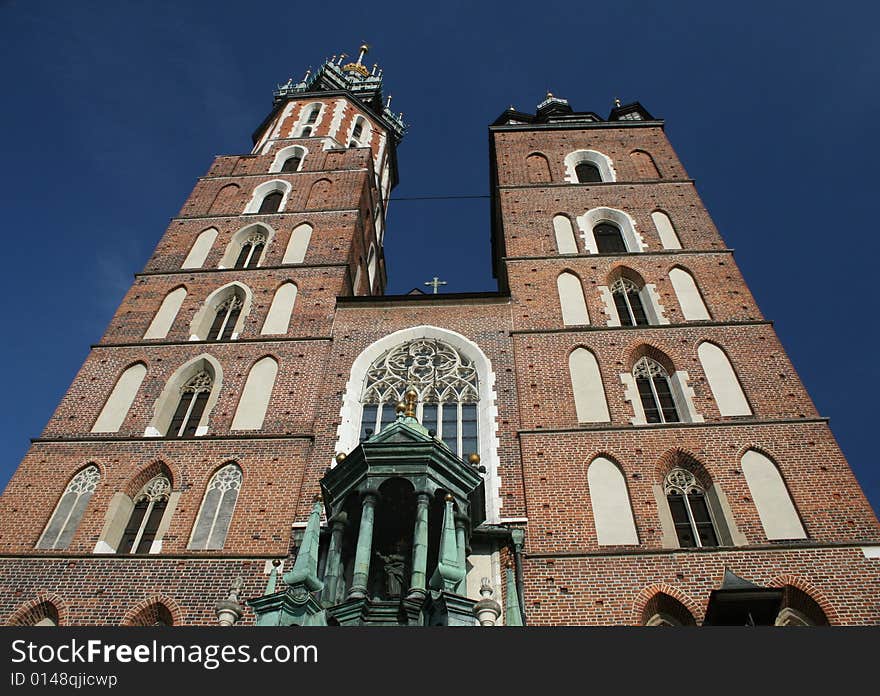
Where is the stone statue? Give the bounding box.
[376,547,407,598]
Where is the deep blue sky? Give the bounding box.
[1,1,878,515]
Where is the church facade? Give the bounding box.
[2,50,879,626]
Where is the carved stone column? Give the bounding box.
[322,511,347,605]
[407,492,430,599]
[347,492,377,599]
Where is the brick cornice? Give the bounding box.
[510,319,771,335]
[135,262,349,278]
[497,178,695,190]
[170,207,359,222]
[517,416,829,436]
[31,433,315,445]
[523,540,880,561]
[198,166,369,181]
[92,336,333,349]
[503,248,734,262]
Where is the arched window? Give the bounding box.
[300,126,312,137]
[611,278,648,326]
[348,116,369,147]
[207,289,244,341]
[553,215,578,254]
[651,211,681,250]
[257,191,283,214]
[594,223,627,253]
[189,463,242,550]
[697,342,751,416]
[281,154,302,172]
[269,145,307,174]
[126,602,174,626]
[118,475,172,554]
[359,338,479,459]
[669,267,710,320]
[664,468,718,548]
[182,227,218,269]
[557,272,590,325]
[741,450,806,540]
[642,592,697,626]
[261,283,297,335]
[234,231,266,269]
[91,363,147,433]
[283,223,312,264]
[575,162,602,183]
[306,106,320,124]
[588,457,638,545]
[36,465,100,550]
[168,371,213,438]
[230,356,278,430]
[144,287,187,340]
[569,348,610,423]
[634,357,679,424]
[564,150,615,183]
[366,246,378,290]
[577,207,643,254]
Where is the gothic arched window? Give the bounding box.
[664,468,718,548]
[306,106,320,124]
[208,291,244,341]
[634,357,679,424]
[300,127,312,137]
[575,162,602,183]
[37,465,100,550]
[257,191,283,214]
[594,223,627,253]
[118,475,171,554]
[280,155,302,173]
[611,278,649,326]
[234,231,266,269]
[359,339,479,459]
[189,463,242,550]
[168,371,213,438]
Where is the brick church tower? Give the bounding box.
[1,50,879,626]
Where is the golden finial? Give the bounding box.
[468,453,481,466]
[335,452,347,463]
[395,401,407,414]
[314,492,323,502]
[404,388,418,418]
[614,98,621,108]
[358,43,370,62]
[546,90,554,99]
[445,493,454,502]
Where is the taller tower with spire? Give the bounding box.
[0,49,416,626]
[1,54,879,627]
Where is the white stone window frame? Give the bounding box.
[269,145,308,174]
[123,475,173,554]
[189,281,254,341]
[292,101,326,138]
[601,276,668,327]
[663,468,721,548]
[563,149,617,184]
[36,464,101,550]
[366,244,378,292]
[187,462,243,550]
[219,223,276,269]
[345,114,373,149]
[144,354,223,438]
[620,356,704,426]
[335,326,503,523]
[576,207,646,255]
[243,180,292,215]
[359,339,480,459]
